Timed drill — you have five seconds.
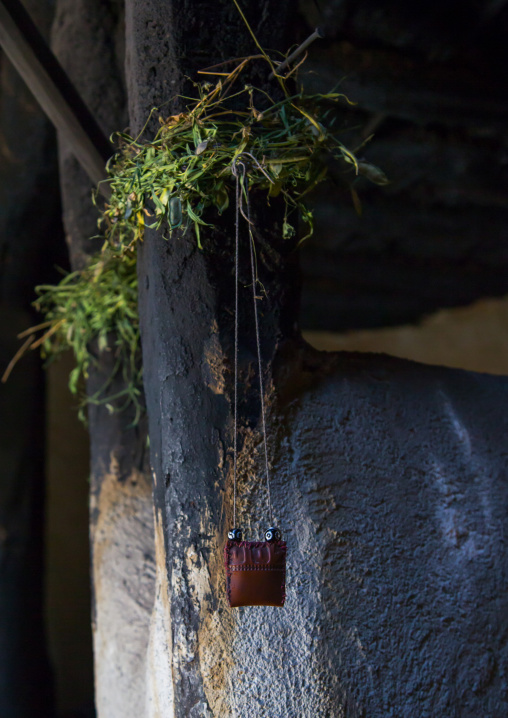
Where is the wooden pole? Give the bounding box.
[0,0,111,198]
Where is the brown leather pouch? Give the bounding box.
[224,539,287,607]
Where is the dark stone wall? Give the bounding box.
[297,0,508,330]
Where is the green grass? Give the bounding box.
[17,53,387,422]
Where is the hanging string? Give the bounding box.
[233,168,240,528]
[231,158,274,529]
[244,175,274,527]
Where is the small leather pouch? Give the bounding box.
[224,539,287,607]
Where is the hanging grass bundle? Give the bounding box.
[32,250,142,422]
[102,64,363,251]
[8,48,387,421]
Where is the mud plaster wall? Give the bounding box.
[45,296,508,712]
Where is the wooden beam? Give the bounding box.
[0,0,111,198]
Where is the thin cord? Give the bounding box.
[244,175,274,527]
[233,173,240,528]
[231,158,274,529]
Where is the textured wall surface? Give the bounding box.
[263,345,508,716]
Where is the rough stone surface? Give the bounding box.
[267,344,508,717]
[88,407,154,717]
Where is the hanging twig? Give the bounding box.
[1,334,35,383]
[268,27,324,80]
